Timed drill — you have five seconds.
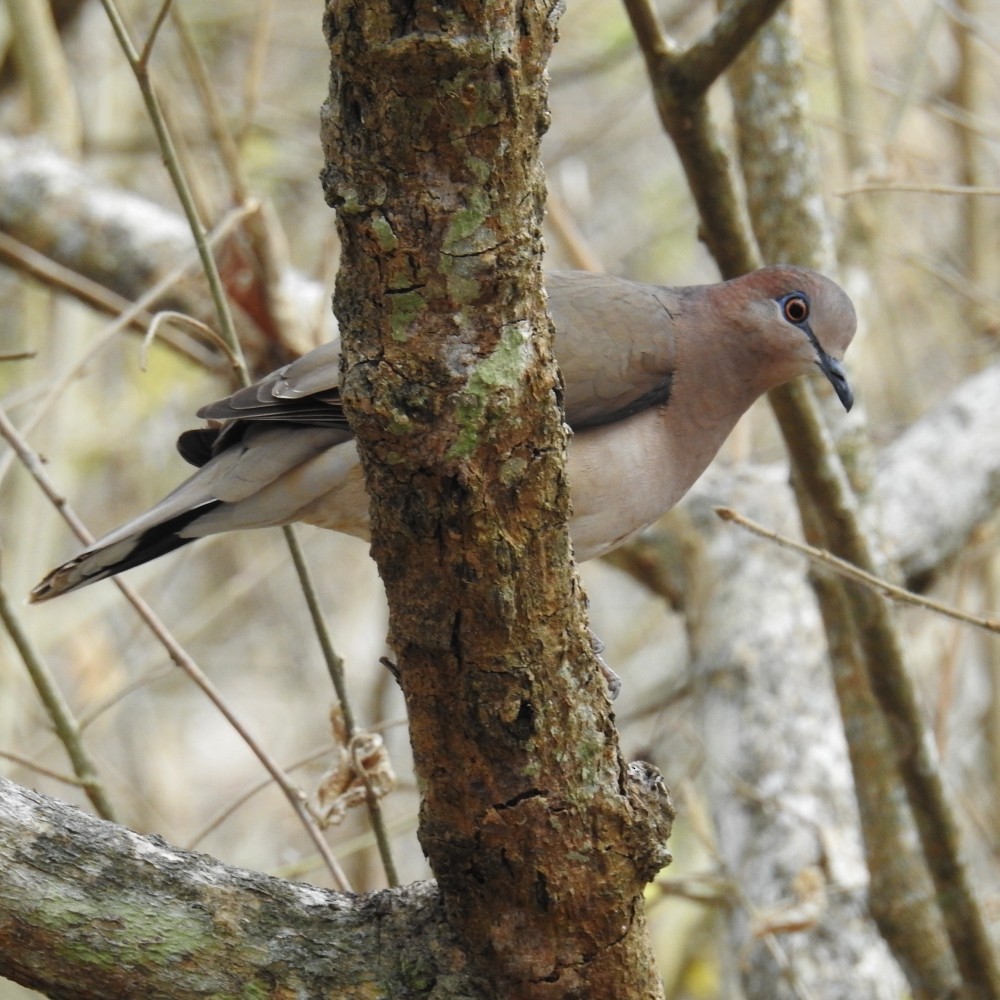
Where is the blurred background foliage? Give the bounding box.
[0,0,998,996]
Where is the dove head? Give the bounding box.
[726,266,857,411]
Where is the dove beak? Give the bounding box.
[816,351,854,412]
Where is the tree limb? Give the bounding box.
[0,777,476,1000]
[0,134,328,374]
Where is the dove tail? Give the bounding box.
[29,500,222,603]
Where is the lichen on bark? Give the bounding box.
[319,2,673,995]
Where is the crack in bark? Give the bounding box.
[493,787,546,811]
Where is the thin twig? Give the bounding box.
[187,743,336,850]
[283,530,353,731]
[271,808,419,883]
[97,0,248,385]
[283,529,400,886]
[0,230,151,331]
[0,202,258,491]
[357,755,399,886]
[0,231,210,370]
[138,0,175,70]
[837,182,1000,197]
[716,507,1000,636]
[0,564,117,822]
[140,311,242,372]
[0,749,93,788]
[2,405,352,892]
[187,715,409,852]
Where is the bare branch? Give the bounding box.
[0,777,472,999]
[683,0,788,92]
[621,0,759,274]
[97,0,249,383]
[0,573,117,821]
[0,406,353,891]
[716,506,1000,635]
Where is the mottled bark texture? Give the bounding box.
[680,467,908,1000]
[0,778,477,1000]
[319,3,672,997]
[728,16,960,999]
[730,12,999,994]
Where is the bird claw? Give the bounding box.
[589,628,621,699]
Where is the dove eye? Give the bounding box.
[782,294,810,324]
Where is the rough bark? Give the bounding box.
[678,466,908,1000]
[727,8,998,998]
[318,3,672,997]
[0,777,476,1000]
[726,15,964,999]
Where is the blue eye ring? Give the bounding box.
[781,293,810,325]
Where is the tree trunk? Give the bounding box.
[319,3,672,996]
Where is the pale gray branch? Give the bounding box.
[876,364,1000,581]
[0,777,475,1000]
[0,134,332,372]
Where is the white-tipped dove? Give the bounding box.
[30,266,856,603]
